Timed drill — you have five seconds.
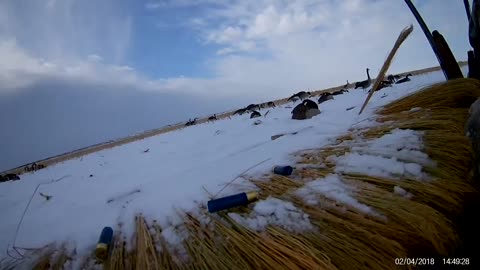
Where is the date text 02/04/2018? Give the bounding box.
[395,258,435,266]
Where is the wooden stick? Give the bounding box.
[359,25,414,115]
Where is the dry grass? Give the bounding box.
[3,78,480,270]
[246,78,478,268]
[186,214,338,270]
[0,244,71,270]
[380,78,480,114]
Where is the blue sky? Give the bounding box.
[0,0,472,171]
[129,1,220,78]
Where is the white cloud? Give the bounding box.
[209,26,244,44]
[190,18,207,26]
[0,40,57,89]
[0,39,254,100]
[217,47,235,55]
[145,0,229,10]
[0,0,132,64]
[145,2,163,10]
[0,39,137,93]
[188,0,470,96]
[46,0,57,9]
[238,41,256,51]
[87,54,103,62]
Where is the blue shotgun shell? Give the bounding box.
[95,226,113,261]
[273,165,294,176]
[208,191,258,213]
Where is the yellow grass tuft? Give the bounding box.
[31,252,52,270]
[134,215,159,270]
[380,78,480,115]
[251,175,303,198]
[106,231,129,270]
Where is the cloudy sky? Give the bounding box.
[0,0,471,171]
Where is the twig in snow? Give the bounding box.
[264,110,270,118]
[271,134,285,141]
[213,158,271,199]
[8,175,71,259]
[202,186,214,199]
[106,189,141,204]
[350,115,381,129]
[271,126,314,141]
[39,192,52,201]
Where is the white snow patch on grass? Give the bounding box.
[368,129,423,150]
[228,197,314,233]
[295,174,375,215]
[393,186,414,199]
[332,153,429,180]
[160,225,189,261]
[331,129,433,180]
[409,107,422,112]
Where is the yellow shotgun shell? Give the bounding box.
[95,243,109,261]
[246,191,259,202]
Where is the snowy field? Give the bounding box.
[0,68,464,261]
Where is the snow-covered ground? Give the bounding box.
[0,68,464,261]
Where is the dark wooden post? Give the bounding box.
[466,99,480,181]
[404,0,446,79]
[469,0,480,80]
[404,0,463,80]
[468,50,480,79]
[432,31,464,79]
